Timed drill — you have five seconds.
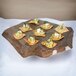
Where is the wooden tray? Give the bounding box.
[2,19,74,58]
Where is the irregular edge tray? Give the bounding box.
[2,20,74,58]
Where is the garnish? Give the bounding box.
[28,18,39,25]
[41,39,57,48]
[40,23,53,30]
[33,28,45,37]
[55,23,69,34]
[24,36,39,45]
[50,32,64,41]
[19,24,32,32]
[13,30,25,40]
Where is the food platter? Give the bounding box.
[2,18,73,58]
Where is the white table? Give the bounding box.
[0,18,76,76]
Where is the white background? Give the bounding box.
[0,18,76,76]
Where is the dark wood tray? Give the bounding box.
[2,20,74,58]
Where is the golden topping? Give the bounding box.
[13,31,25,40]
[24,36,39,45]
[50,32,64,41]
[28,18,39,24]
[33,28,45,37]
[55,23,69,34]
[41,39,57,48]
[19,24,32,32]
[40,23,53,30]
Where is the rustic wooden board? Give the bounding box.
[2,20,74,58]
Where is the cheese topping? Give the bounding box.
[19,24,32,32]
[34,28,45,37]
[28,18,39,24]
[55,23,69,34]
[41,39,57,48]
[41,23,53,30]
[24,36,39,45]
[14,31,25,39]
[50,32,64,41]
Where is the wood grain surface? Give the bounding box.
[2,20,74,58]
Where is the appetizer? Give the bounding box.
[24,36,39,45]
[41,39,57,48]
[19,24,32,32]
[28,18,39,25]
[50,32,64,41]
[33,28,45,37]
[13,30,25,40]
[55,24,69,34]
[40,23,53,30]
